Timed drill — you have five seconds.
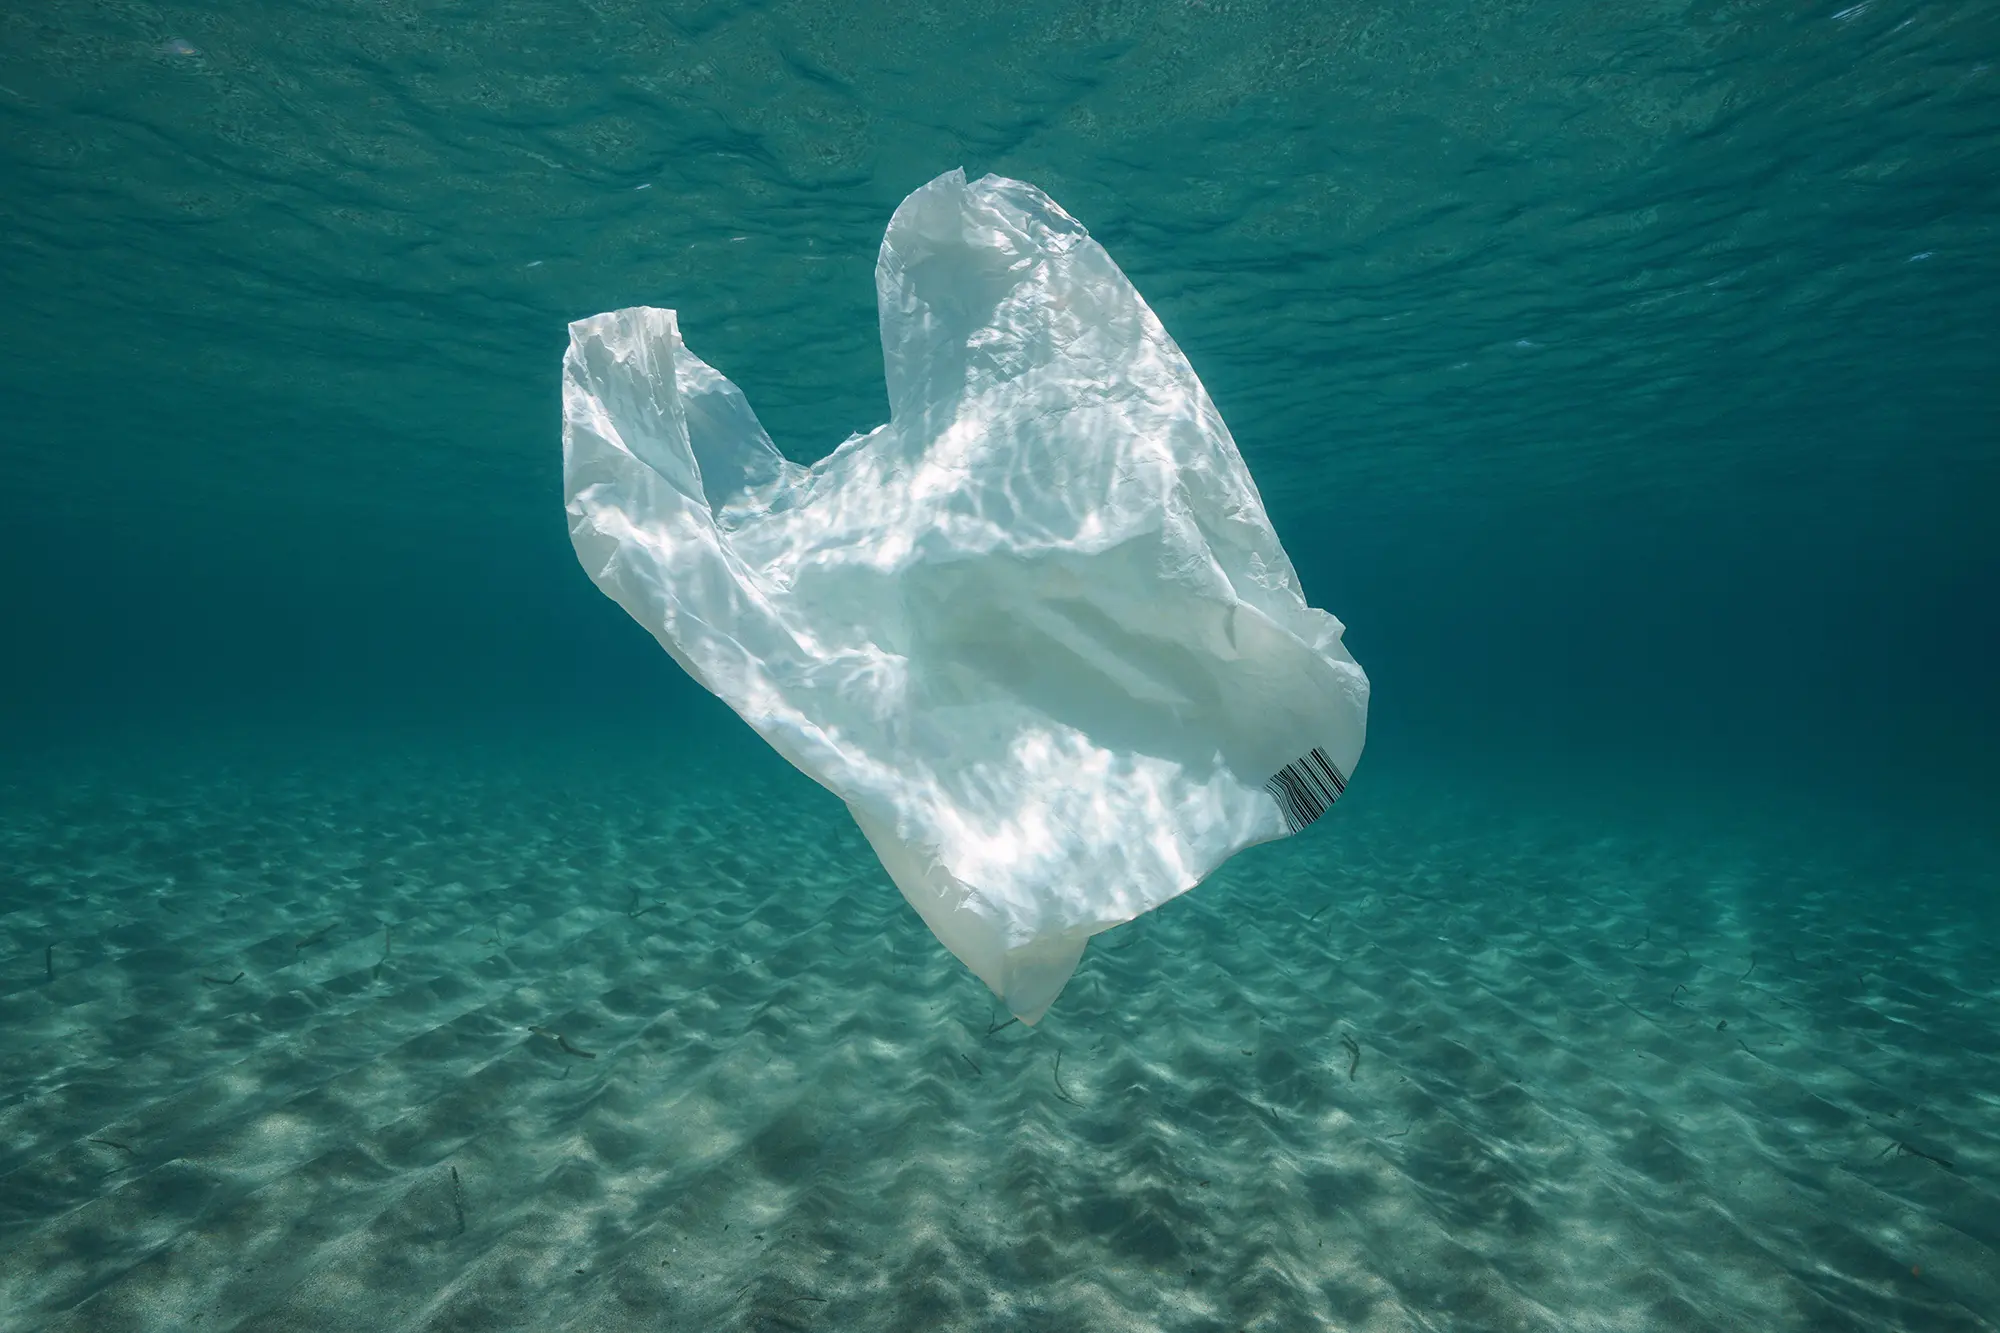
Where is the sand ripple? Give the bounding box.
[1,743,1994,1331]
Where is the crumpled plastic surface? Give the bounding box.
[562,169,1368,1022]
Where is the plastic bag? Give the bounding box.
[563,169,1367,1022]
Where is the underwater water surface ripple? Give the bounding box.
[1,0,1994,515]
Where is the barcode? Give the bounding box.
[1264,747,1347,833]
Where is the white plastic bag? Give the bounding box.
[563,170,1367,1022]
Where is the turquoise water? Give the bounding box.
[2,2,1996,1330]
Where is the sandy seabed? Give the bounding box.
[1,733,1994,1332]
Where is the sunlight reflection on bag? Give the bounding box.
[562,169,1368,1022]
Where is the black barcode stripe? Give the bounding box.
[1305,747,1346,798]
[1263,746,1349,834]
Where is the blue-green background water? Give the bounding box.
[2,2,1997,1330]
[4,0,1995,794]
